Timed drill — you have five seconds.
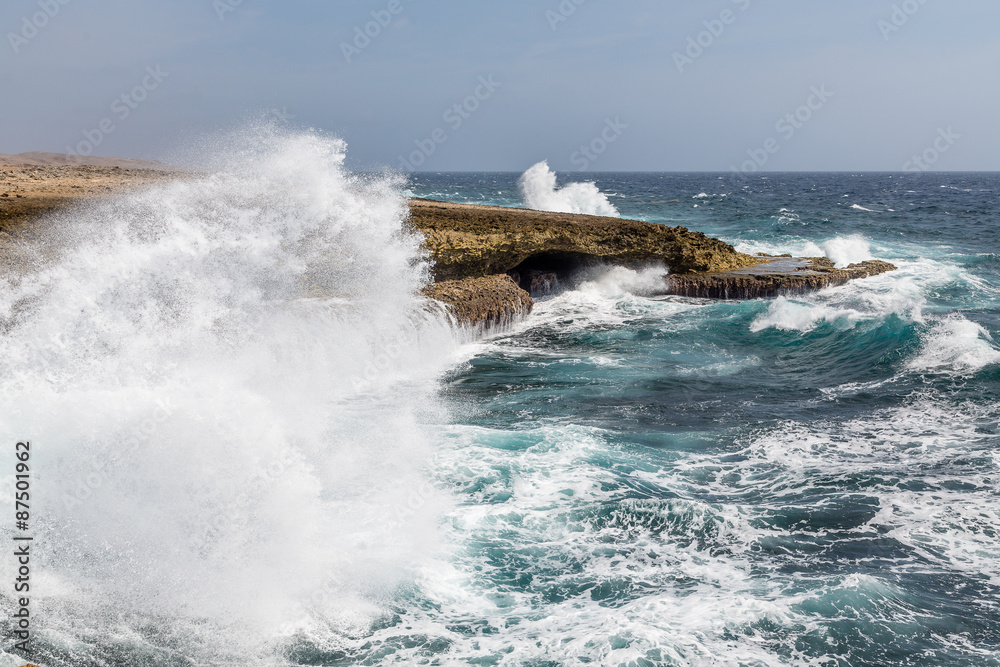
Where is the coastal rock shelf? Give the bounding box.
[408,197,762,281]
[662,256,898,300]
[410,197,897,318]
[0,163,898,329]
[0,163,176,229]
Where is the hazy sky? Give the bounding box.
[2,0,997,172]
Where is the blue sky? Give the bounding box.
[1,0,997,171]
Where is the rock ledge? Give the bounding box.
[663,256,898,299]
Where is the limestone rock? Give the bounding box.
[422,274,533,329]
[408,198,762,282]
[663,257,898,299]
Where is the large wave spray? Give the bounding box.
[518,161,619,216]
[0,127,462,664]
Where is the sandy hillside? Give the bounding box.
[0,152,172,169]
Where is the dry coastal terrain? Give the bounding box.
[0,155,897,328]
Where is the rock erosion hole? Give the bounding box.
[509,251,604,296]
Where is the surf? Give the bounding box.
[0,126,463,665]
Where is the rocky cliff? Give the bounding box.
[408,198,763,282]
[408,198,896,326]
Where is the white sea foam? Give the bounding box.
[569,264,670,298]
[518,161,619,217]
[521,265,675,330]
[0,126,465,664]
[750,296,864,332]
[908,317,1000,373]
[383,395,1000,664]
[395,423,813,667]
[749,251,1000,339]
[749,258,929,334]
[726,400,1000,587]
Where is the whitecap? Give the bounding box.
[908,317,1000,373]
[750,297,863,333]
[821,235,873,267]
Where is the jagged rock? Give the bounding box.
[525,270,559,297]
[409,198,762,282]
[663,257,898,299]
[422,274,533,329]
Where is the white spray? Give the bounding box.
[0,126,461,664]
[518,161,619,217]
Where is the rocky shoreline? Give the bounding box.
[662,256,899,300]
[0,163,175,228]
[409,198,896,325]
[1,164,898,329]
[409,197,763,281]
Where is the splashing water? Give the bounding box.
[518,161,619,217]
[909,317,1000,373]
[821,234,873,267]
[0,127,464,665]
[737,234,872,268]
[4,163,1000,666]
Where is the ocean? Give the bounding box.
[1,133,998,666]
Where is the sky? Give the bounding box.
[1,0,998,172]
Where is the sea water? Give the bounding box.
[1,133,999,666]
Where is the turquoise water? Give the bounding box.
[2,153,998,666]
[390,172,1000,666]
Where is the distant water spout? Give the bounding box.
[519,160,619,217]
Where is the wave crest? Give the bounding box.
[909,317,1000,373]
